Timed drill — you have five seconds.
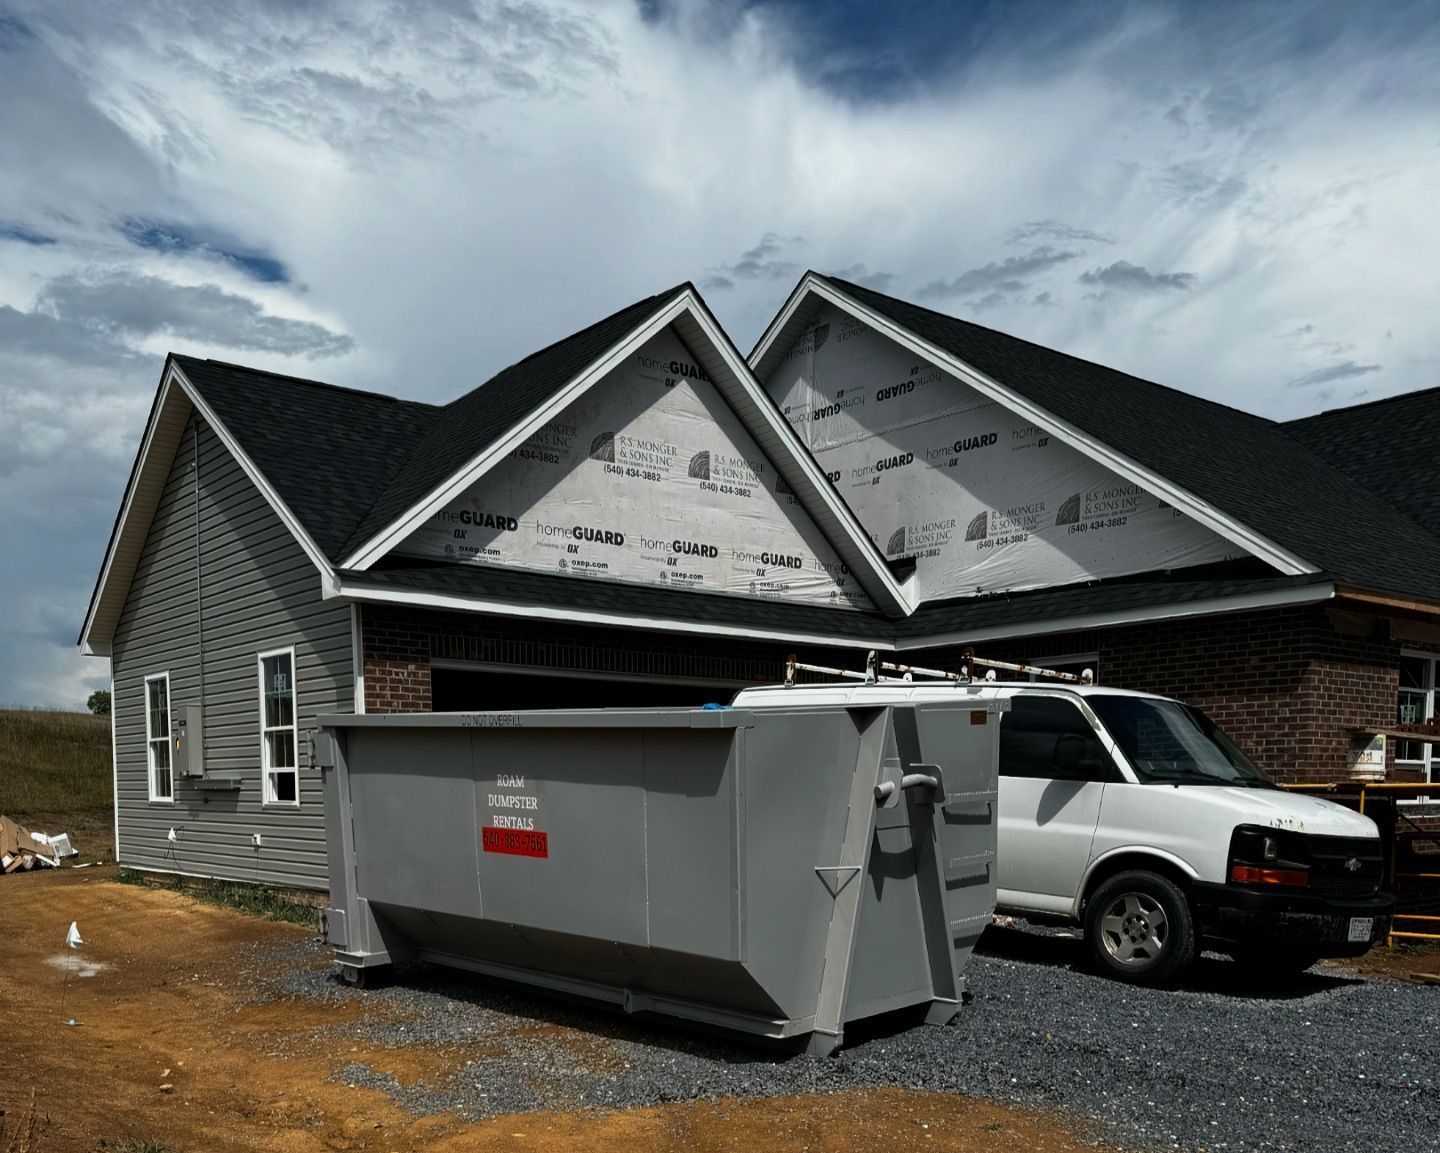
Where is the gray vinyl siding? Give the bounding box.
[111,413,352,890]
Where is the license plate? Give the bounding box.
[1347,916,1374,943]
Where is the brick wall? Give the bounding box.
[926,604,1401,784]
[360,603,858,713]
[362,600,1407,785]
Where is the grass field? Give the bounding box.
[0,708,113,859]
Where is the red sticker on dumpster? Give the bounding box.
[482,827,549,858]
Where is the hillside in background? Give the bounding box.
[0,708,112,859]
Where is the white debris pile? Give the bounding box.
[0,815,77,874]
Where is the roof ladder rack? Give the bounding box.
[783,647,1093,688]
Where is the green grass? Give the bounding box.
[97,1140,178,1153]
[117,868,322,927]
[0,708,112,858]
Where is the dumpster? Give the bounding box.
[316,698,1002,1055]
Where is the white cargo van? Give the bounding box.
[735,672,1392,986]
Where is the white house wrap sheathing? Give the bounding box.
[764,303,1238,600]
[398,328,873,609]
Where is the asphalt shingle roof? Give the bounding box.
[338,563,894,640]
[1287,388,1440,539]
[820,274,1440,605]
[174,356,440,561]
[339,284,692,560]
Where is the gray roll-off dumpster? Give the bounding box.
[316,696,1004,1055]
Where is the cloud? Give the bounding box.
[0,0,1438,704]
[1078,261,1197,292]
[918,247,1079,300]
[0,221,57,245]
[36,271,354,358]
[703,233,804,289]
[826,263,895,291]
[1286,360,1382,389]
[1007,220,1112,246]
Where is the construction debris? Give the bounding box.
[0,815,71,874]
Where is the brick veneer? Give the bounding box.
[937,605,1401,784]
[360,603,858,714]
[361,600,1405,784]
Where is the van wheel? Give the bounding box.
[1083,871,1195,986]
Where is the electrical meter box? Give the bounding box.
[171,705,204,777]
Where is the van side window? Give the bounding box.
[1000,696,1113,782]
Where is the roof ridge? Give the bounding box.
[818,273,1281,429]
[1286,383,1440,424]
[171,354,439,408]
[441,282,694,412]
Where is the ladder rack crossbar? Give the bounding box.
[783,648,1093,688]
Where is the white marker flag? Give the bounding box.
[66,921,83,949]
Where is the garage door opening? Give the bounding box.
[430,664,747,712]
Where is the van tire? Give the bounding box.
[1083,870,1196,986]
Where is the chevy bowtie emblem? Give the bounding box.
[1344,857,1363,872]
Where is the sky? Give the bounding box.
[1,0,1438,707]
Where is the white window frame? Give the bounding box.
[144,672,173,804]
[258,646,300,807]
[1030,652,1100,685]
[1396,649,1437,783]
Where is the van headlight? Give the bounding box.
[1229,825,1309,888]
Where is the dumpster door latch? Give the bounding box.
[874,761,945,807]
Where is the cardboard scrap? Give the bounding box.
[0,815,63,873]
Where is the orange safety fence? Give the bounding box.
[1283,780,1440,945]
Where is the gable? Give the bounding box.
[393,326,874,610]
[763,301,1239,601]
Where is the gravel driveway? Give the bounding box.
[263,926,1439,1152]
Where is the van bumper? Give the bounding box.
[1191,882,1394,957]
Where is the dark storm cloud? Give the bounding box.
[917,246,1079,300]
[1078,260,1197,292]
[1286,360,1381,389]
[37,271,354,358]
[1007,220,1112,246]
[826,263,895,291]
[702,233,804,289]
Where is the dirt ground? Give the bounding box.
[1,869,1119,1153]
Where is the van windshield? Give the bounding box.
[1085,695,1274,787]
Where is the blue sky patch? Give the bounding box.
[120,218,289,284]
[0,221,57,245]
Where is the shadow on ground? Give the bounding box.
[975,923,1366,1000]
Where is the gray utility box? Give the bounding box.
[316,698,1003,1055]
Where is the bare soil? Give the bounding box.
[1,869,1118,1153]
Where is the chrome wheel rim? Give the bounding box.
[1099,892,1168,967]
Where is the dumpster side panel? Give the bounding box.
[472,728,649,945]
[349,727,483,919]
[739,709,867,1020]
[642,728,741,960]
[844,808,934,1018]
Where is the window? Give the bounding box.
[1397,652,1439,779]
[1086,694,1271,787]
[259,648,299,805]
[145,673,173,802]
[1000,695,1113,781]
[1031,653,1099,684]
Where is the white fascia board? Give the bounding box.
[896,581,1335,652]
[173,365,339,590]
[79,366,183,655]
[341,295,693,571]
[746,273,816,376]
[326,578,895,652]
[756,276,1317,579]
[679,292,911,616]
